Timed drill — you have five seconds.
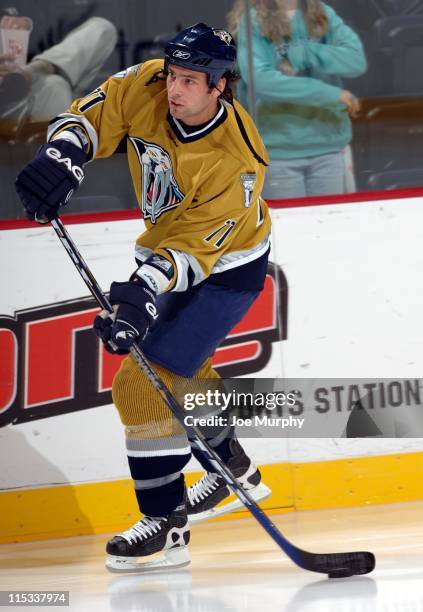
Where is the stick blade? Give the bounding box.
[309,551,375,577]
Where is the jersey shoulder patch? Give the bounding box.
[113,64,142,79]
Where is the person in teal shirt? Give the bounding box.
[228,0,367,198]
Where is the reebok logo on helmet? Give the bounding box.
[173,50,191,59]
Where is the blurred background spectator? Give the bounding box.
[2,0,423,220]
[0,14,117,121]
[328,0,423,192]
[229,0,366,199]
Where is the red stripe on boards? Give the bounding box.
[1,186,423,230]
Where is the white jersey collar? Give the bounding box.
[167,102,227,143]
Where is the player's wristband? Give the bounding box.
[133,253,175,294]
[51,126,90,154]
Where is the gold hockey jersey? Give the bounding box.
[47,60,271,291]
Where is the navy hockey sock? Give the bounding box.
[135,474,186,517]
[190,429,237,472]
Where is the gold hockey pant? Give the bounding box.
[112,353,228,516]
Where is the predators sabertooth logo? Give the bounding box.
[213,30,233,45]
[130,137,184,223]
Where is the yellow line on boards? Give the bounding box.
[1,452,422,544]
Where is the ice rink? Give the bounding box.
[1,500,423,611]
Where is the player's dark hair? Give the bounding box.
[214,70,267,167]
[214,69,240,103]
[149,65,239,102]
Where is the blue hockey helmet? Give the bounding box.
[164,23,237,87]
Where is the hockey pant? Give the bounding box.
[112,355,235,516]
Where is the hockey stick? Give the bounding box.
[50,216,375,578]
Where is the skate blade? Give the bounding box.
[105,545,191,573]
[188,482,272,525]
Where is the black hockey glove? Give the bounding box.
[93,278,159,354]
[15,140,87,224]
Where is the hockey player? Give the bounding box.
[15,23,272,571]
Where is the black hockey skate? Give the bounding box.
[105,496,190,572]
[187,439,272,524]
